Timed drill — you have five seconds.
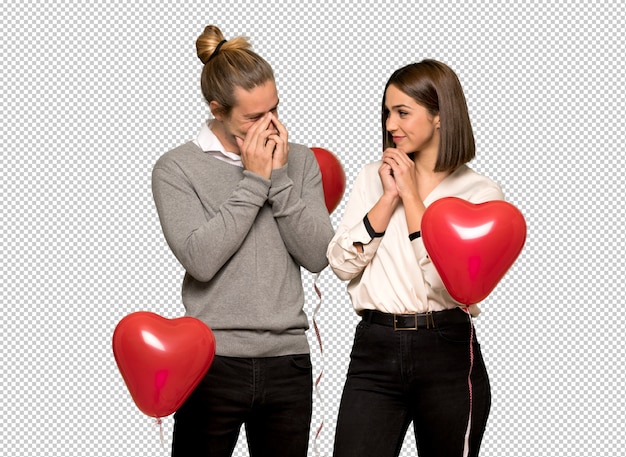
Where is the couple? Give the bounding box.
[152,25,504,457]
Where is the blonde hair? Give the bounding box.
[196,25,275,117]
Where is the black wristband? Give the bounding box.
[364,214,385,238]
[408,230,421,241]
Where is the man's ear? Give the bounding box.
[209,100,225,121]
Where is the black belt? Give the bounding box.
[361,308,469,330]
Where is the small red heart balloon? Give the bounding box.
[112,312,216,418]
[422,197,526,305]
[311,147,346,214]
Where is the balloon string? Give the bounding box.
[153,417,165,448]
[312,271,325,457]
[462,307,475,457]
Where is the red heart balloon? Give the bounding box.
[422,197,526,305]
[112,312,216,418]
[311,147,346,214]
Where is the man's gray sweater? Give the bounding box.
[152,141,334,357]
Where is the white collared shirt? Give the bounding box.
[193,120,243,167]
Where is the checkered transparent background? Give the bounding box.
[2,1,625,456]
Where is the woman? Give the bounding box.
[327,60,504,457]
[152,25,334,456]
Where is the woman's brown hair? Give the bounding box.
[196,25,275,117]
[382,60,475,172]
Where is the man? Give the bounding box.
[152,25,334,456]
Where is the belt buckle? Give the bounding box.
[393,313,418,331]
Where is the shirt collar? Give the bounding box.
[193,120,243,167]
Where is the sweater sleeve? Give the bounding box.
[267,147,334,273]
[152,158,271,282]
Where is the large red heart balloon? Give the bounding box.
[311,147,346,214]
[422,197,526,305]
[112,312,216,418]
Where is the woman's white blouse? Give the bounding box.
[326,162,504,317]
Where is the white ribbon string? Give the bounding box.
[462,307,475,457]
[153,417,165,448]
[312,271,326,457]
